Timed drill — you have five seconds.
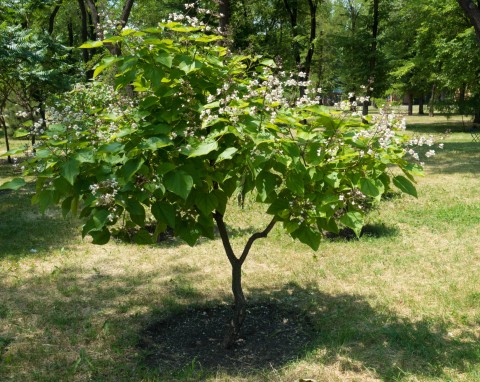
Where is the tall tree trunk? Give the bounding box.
[213,212,276,349]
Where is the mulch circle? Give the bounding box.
[138,303,316,372]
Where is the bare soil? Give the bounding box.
[138,303,316,373]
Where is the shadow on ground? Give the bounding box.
[137,282,479,380]
[425,141,480,175]
[0,184,80,258]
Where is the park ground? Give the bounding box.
[0,112,480,381]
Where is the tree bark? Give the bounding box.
[213,211,276,348]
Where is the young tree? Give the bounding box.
[3,15,433,348]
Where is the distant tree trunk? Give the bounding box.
[418,94,424,115]
[429,84,436,117]
[408,92,414,115]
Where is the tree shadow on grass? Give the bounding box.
[407,121,466,134]
[0,184,81,258]
[137,282,479,380]
[424,141,480,175]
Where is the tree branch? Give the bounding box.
[239,217,277,265]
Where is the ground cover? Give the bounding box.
[0,115,479,381]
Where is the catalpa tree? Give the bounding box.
[2,14,430,347]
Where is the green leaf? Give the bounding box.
[61,197,73,218]
[143,136,171,150]
[126,199,146,226]
[60,158,80,185]
[291,225,321,250]
[195,192,218,216]
[79,40,103,48]
[176,220,201,246]
[188,141,218,157]
[216,147,238,163]
[255,171,279,202]
[360,178,380,197]
[93,64,107,78]
[134,229,153,244]
[0,178,26,190]
[286,171,304,195]
[339,211,364,237]
[32,190,55,213]
[90,228,111,245]
[393,176,417,198]
[151,201,176,228]
[14,128,30,138]
[118,158,144,182]
[325,172,340,188]
[155,52,174,68]
[164,171,193,200]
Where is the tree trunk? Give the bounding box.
[219,0,231,36]
[223,261,246,348]
[418,94,424,115]
[213,211,276,349]
[408,92,413,115]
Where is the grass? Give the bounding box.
[1,114,480,381]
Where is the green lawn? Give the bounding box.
[1,115,480,381]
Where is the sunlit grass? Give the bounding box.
[1,119,480,381]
